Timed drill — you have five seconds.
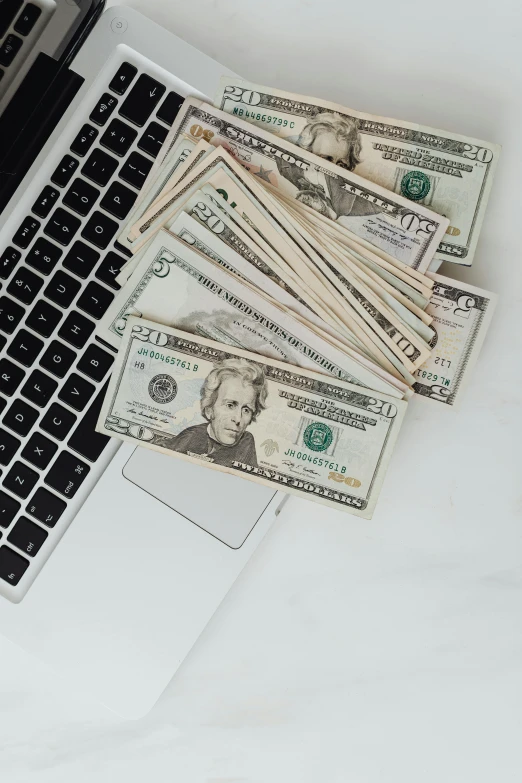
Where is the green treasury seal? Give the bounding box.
[401,170,431,201]
[303,422,333,452]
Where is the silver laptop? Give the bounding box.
[0,0,98,110]
[0,5,286,718]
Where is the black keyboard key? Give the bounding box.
[95,251,125,290]
[26,487,65,528]
[156,91,184,126]
[0,296,24,334]
[7,266,43,305]
[119,74,165,127]
[70,123,98,157]
[40,402,76,440]
[7,328,43,366]
[109,62,137,95]
[0,247,21,279]
[89,92,118,126]
[113,240,132,259]
[76,281,113,320]
[58,373,95,412]
[39,340,76,378]
[0,336,5,353]
[68,382,110,462]
[100,181,137,220]
[12,216,40,249]
[119,151,152,189]
[8,517,47,557]
[0,34,22,67]
[25,299,62,338]
[51,155,79,188]
[21,432,57,470]
[77,343,113,382]
[26,237,62,275]
[0,490,20,528]
[0,358,24,395]
[32,185,60,219]
[0,546,29,585]
[57,310,94,349]
[44,207,81,247]
[0,0,23,38]
[63,178,100,217]
[31,185,60,218]
[14,3,41,34]
[81,148,118,187]
[62,240,99,279]
[138,121,168,158]
[3,460,38,498]
[45,450,89,499]
[3,399,38,436]
[0,428,20,466]
[81,211,118,250]
[43,270,81,308]
[100,117,137,157]
[0,395,6,414]
[20,369,57,407]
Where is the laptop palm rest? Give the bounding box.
[122,447,276,550]
[0,443,282,717]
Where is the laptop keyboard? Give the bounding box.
[0,56,185,596]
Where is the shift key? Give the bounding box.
[68,381,110,462]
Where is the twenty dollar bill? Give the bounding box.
[153,99,448,272]
[98,318,408,518]
[215,78,500,267]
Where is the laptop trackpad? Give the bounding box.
[122,448,276,549]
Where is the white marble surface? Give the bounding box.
[2,1,522,780]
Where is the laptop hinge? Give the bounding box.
[0,53,84,212]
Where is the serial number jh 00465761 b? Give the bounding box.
[97,319,409,519]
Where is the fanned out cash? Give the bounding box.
[112,99,445,388]
[96,89,498,517]
[214,77,501,268]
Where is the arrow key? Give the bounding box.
[119,73,166,127]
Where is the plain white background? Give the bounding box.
[1,1,521,780]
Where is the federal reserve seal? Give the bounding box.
[400,170,431,201]
[148,374,178,404]
[303,422,333,453]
